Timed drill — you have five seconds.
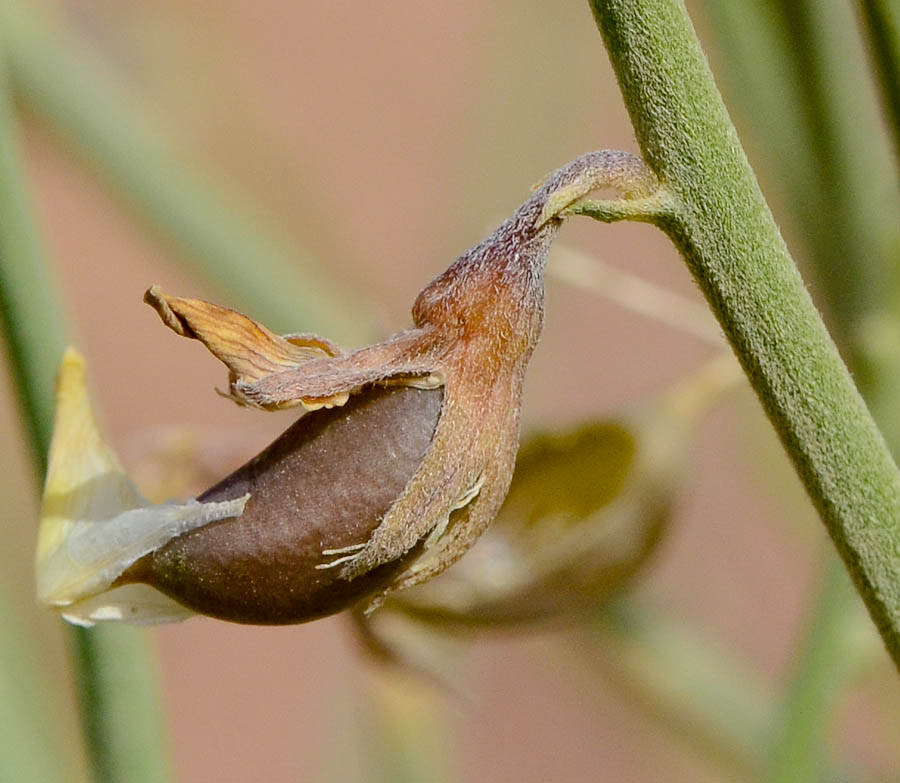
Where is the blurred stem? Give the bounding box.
[589,0,900,669]
[69,630,173,783]
[0,36,172,783]
[550,244,722,345]
[764,557,858,782]
[594,600,772,776]
[698,0,819,234]
[361,671,452,783]
[775,0,891,345]
[0,1,369,343]
[764,3,900,774]
[859,0,900,168]
[702,0,900,447]
[0,42,65,457]
[0,602,71,782]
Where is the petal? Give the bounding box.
[37,349,249,622]
[60,584,196,627]
[145,285,349,410]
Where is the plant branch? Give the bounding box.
[588,0,900,668]
[764,556,858,781]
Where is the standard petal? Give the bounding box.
[145,285,349,409]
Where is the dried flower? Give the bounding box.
[381,403,681,628]
[37,151,657,625]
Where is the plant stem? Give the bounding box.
[859,0,900,169]
[0,2,368,343]
[702,0,900,463]
[746,4,900,773]
[588,0,900,668]
[0,36,172,783]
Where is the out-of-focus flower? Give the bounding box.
[37,150,658,625]
[380,353,741,629]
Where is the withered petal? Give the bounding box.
[145,285,348,409]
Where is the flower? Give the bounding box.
[37,151,655,625]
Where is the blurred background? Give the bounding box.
[2,0,900,781]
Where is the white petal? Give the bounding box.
[61,583,196,626]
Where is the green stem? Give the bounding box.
[0,2,368,342]
[0,35,172,783]
[69,630,172,783]
[859,0,900,169]
[754,4,900,774]
[588,0,900,668]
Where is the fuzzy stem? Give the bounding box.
[0,36,172,783]
[588,0,900,668]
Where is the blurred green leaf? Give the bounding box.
[0,25,173,783]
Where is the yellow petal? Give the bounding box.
[37,349,249,622]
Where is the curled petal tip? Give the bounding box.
[146,287,351,409]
